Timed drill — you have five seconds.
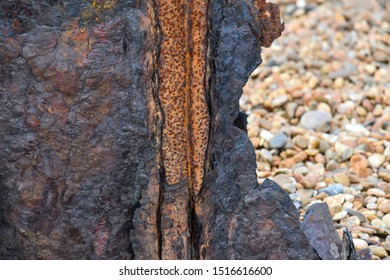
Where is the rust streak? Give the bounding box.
[155,0,209,259]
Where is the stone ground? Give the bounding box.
[241,0,390,259]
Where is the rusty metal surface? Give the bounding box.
[0,0,328,260]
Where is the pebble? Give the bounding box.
[296,189,314,198]
[326,160,338,171]
[294,135,309,149]
[286,102,297,119]
[367,203,378,210]
[367,188,386,197]
[368,154,386,169]
[260,130,274,142]
[369,245,388,258]
[250,137,260,148]
[260,149,273,163]
[282,183,297,194]
[334,172,350,186]
[346,209,367,223]
[344,123,370,136]
[333,210,347,221]
[379,202,390,214]
[350,155,370,178]
[382,214,390,230]
[346,216,361,227]
[318,140,330,154]
[319,184,344,196]
[353,239,368,250]
[248,126,260,138]
[272,174,293,187]
[271,95,289,108]
[299,111,332,130]
[372,219,386,229]
[269,133,289,149]
[305,149,319,156]
[301,174,320,189]
[384,241,390,252]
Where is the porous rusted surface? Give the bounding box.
[156,0,189,186]
[189,0,209,197]
[253,0,285,47]
[156,0,209,193]
[155,0,209,259]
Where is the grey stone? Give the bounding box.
[319,184,345,196]
[345,209,368,223]
[269,133,289,149]
[299,111,332,130]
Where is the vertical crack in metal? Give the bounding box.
[184,0,194,259]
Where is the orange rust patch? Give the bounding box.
[254,0,285,47]
[156,0,209,190]
[156,0,209,259]
[157,0,189,185]
[189,0,209,196]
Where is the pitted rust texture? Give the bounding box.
[189,0,209,197]
[253,0,285,47]
[156,0,209,259]
[156,0,209,191]
[156,0,189,186]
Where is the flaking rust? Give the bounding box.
[253,0,285,47]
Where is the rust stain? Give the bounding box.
[156,0,209,188]
[253,0,285,48]
[156,0,209,259]
[189,0,209,197]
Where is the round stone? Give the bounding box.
[294,135,309,149]
[378,201,390,214]
[371,219,386,228]
[299,110,332,130]
[369,245,388,258]
[344,123,369,136]
[281,183,297,194]
[346,216,361,227]
[367,188,386,197]
[272,174,293,187]
[250,137,260,148]
[346,209,367,223]
[326,160,339,171]
[319,184,344,196]
[382,214,390,230]
[324,193,345,205]
[334,172,350,186]
[269,133,288,149]
[333,210,348,221]
[319,140,331,154]
[366,203,378,210]
[369,154,386,169]
[296,189,314,198]
[353,239,368,250]
[271,95,289,108]
[260,130,274,142]
[248,126,260,138]
[384,241,390,252]
[260,149,273,163]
